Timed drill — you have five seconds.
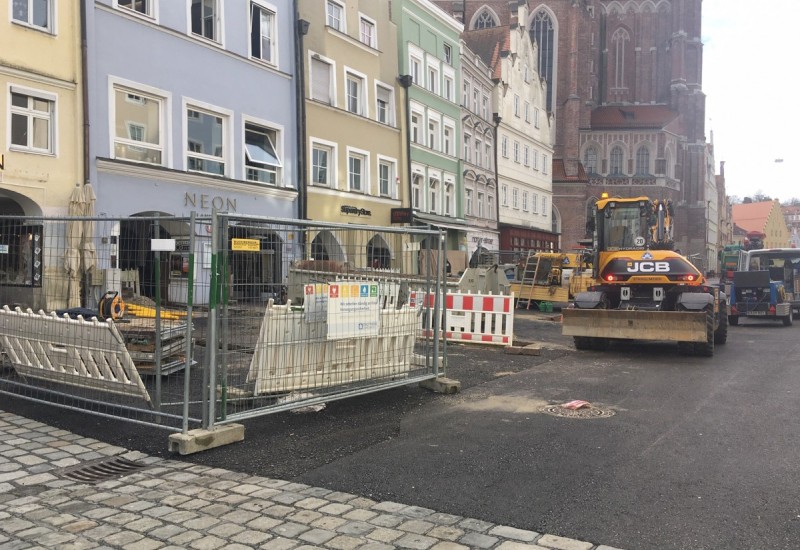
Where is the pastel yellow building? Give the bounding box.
[732,200,791,249]
[1,0,84,308]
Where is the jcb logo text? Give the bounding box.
[626,261,670,273]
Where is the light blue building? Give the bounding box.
[85,0,298,303]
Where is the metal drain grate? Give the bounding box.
[540,405,616,419]
[57,456,149,484]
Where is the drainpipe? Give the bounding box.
[398,75,413,215]
[294,1,310,229]
[80,0,90,185]
[493,113,501,234]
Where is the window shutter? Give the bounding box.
[311,58,331,103]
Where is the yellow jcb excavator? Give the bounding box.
[561,194,728,356]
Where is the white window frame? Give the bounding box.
[523,145,530,167]
[358,12,377,48]
[409,44,424,86]
[427,112,441,152]
[501,136,508,158]
[249,0,278,67]
[463,79,471,108]
[543,155,549,174]
[512,188,519,209]
[189,0,224,45]
[377,155,397,198]
[411,168,424,209]
[11,0,55,34]
[443,42,453,65]
[8,84,57,156]
[524,101,530,122]
[485,142,492,170]
[532,149,539,170]
[534,108,540,128]
[522,191,529,212]
[310,137,337,188]
[532,193,539,214]
[482,93,488,119]
[183,98,232,177]
[426,56,440,95]
[374,81,395,126]
[410,102,425,146]
[444,178,455,216]
[243,114,283,187]
[513,94,520,117]
[115,0,157,21]
[309,52,336,105]
[326,0,345,32]
[428,172,441,214]
[501,184,508,207]
[465,188,473,216]
[344,67,368,117]
[487,194,494,220]
[477,192,484,218]
[513,141,520,163]
[463,132,471,163]
[443,118,455,157]
[346,147,370,193]
[475,138,482,167]
[109,79,171,166]
[542,196,548,217]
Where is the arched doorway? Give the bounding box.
[310,230,346,263]
[367,234,392,269]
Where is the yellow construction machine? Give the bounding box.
[510,251,593,310]
[561,194,727,356]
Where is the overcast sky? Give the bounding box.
[703,0,798,203]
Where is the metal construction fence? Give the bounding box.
[0,213,446,435]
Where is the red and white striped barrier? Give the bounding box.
[412,291,515,346]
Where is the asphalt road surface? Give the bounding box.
[5,310,800,550]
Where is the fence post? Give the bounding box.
[206,210,219,429]
[182,211,196,434]
[154,216,162,420]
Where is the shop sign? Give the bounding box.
[391,208,413,224]
[341,205,372,217]
[471,235,495,246]
[184,192,237,212]
[232,238,260,252]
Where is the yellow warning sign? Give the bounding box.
[232,238,260,251]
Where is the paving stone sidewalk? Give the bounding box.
[0,410,624,550]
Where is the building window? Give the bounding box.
[186,107,226,176]
[12,0,52,32]
[532,10,555,111]
[534,108,540,128]
[444,75,454,102]
[359,15,376,47]
[348,152,367,192]
[501,184,508,206]
[532,149,539,170]
[475,139,482,167]
[523,145,530,167]
[584,147,597,174]
[250,2,275,64]
[345,72,364,115]
[473,88,479,112]
[475,9,497,29]
[514,95,520,117]
[610,146,623,175]
[612,28,630,89]
[310,57,333,104]
[10,90,54,154]
[542,154,549,174]
[482,94,488,119]
[378,159,395,197]
[445,183,454,216]
[311,143,332,186]
[427,64,439,94]
[443,43,452,65]
[463,80,470,108]
[410,54,422,85]
[429,177,439,214]
[376,85,393,125]
[411,111,422,144]
[488,194,494,219]
[542,196,548,217]
[112,86,163,164]
[513,141,520,163]
[532,193,539,214]
[465,189,473,216]
[428,118,440,151]
[478,192,485,218]
[412,174,423,209]
[636,146,650,175]
[244,122,281,185]
[117,0,152,17]
[191,0,219,42]
[522,191,529,212]
[512,188,519,209]
[501,136,508,158]
[485,143,492,170]
[443,124,454,156]
[326,0,344,32]
[524,102,530,122]
[463,133,471,163]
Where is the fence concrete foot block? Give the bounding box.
[504,344,541,356]
[419,377,461,394]
[168,424,245,455]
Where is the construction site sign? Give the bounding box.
[232,238,260,251]
[304,283,329,323]
[326,283,380,340]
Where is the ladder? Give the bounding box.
[520,250,542,309]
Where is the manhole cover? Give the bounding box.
[57,456,149,484]
[540,404,616,419]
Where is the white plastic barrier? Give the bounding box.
[246,302,418,395]
[414,291,515,346]
[0,306,151,404]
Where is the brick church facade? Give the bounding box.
[435,0,720,266]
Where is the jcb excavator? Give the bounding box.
[561,194,727,356]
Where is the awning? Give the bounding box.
[414,213,468,232]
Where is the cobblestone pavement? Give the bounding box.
[0,410,623,550]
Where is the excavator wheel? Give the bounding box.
[693,306,715,357]
[714,301,728,344]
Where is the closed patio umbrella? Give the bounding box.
[65,185,84,308]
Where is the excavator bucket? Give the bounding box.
[562,309,707,342]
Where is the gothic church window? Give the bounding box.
[636,146,650,175]
[610,146,624,175]
[612,28,630,89]
[531,10,555,111]
[584,147,598,174]
[475,9,497,29]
